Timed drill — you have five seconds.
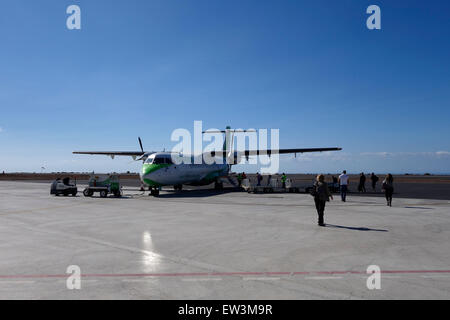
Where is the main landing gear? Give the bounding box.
[214,181,224,190]
[149,188,160,197]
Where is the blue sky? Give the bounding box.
[0,0,449,173]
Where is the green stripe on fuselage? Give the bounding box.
[141,163,171,187]
[142,163,171,175]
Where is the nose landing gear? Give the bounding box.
[149,188,160,197]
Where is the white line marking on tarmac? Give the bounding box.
[0,281,35,285]
[305,276,343,280]
[121,279,156,283]
[421,275,450,279]
[243,277,280,281]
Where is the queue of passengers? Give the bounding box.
[312,170,395,226]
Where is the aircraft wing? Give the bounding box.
[73,151,146,159]
[207,147,342,158]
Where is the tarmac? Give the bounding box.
[0,181,449,299]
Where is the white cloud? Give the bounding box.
[436,151,450,157]
[0,127,3,133]
[360,152,392,157]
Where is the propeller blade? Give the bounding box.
[138,137,144,153]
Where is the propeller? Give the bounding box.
[128,137,147,163]
[138,137,144,153]
[136,137,149,162]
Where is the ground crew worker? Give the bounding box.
[281,173,287,189]
[237,173,243,187]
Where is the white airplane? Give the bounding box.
[74,127,341,196]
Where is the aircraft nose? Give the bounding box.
[141,164,155,183]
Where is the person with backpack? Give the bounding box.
[311,174,333,226]
[382,174,394,206]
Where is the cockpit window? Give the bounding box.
[146,155,174,165]
[145,156,155,164]
[153,157,165,164]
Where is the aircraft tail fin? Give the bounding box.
[203,126,256,160]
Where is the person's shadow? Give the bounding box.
[324,224,388,232]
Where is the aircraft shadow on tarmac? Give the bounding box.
[80,195,133,200]
[157,188,241,198]
[324,224,388,232]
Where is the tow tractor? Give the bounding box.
[83,174,122,198]
[50,177,78,196]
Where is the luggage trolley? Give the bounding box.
[83,174,122,198]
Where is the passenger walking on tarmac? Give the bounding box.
[339,170,349,202]
[281,173,287,189]
[370,173,379,191]
[257,172,263,186]
[382,174,394,206]
[358,172,366,193]
[312,174,333,226]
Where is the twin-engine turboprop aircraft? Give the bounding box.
[73,127,341,196]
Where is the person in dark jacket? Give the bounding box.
[382,174,394,206]
[370,173,379,191]
[358,172,366,193]
[267,174,272,186]
[256,172,263,186]
[313,174,333,226]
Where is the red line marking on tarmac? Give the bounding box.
[1,270,450,280]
